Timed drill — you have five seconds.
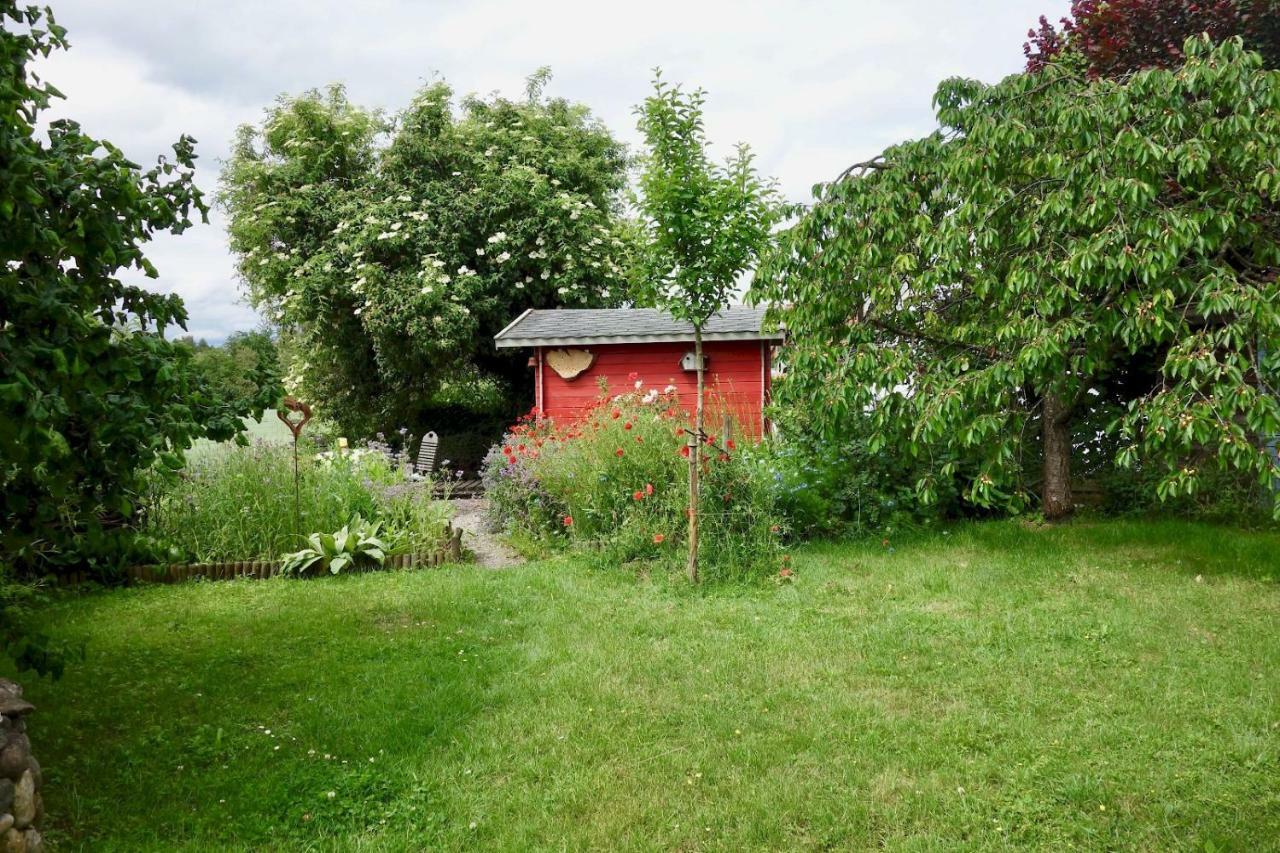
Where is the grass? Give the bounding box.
[17,519,1280,850]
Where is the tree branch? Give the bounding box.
[835,155,891,183]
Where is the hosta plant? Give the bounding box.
[281,518,388,576]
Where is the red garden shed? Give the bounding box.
[494,307,783,437]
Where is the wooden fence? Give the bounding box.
[58,527,464,587]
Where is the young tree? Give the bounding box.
[220,72,635,441]
[1025,0,1280,76]
[634,74,783,580]
[1,2,273,669]
[755,37,1280,520]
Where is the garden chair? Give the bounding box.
[413,432,439,477]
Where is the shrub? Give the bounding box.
[765,397,961,539]
[483,384,784,582]
[141,442,450,563]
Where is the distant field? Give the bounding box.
[19,520,1280,850]
[186,414,294,461]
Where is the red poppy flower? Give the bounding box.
[628,371,639,381]
[726,439,736,450]
[635,436,644,444]
[624,422,633,430]
[718,453,730,463]
[611,409,621,419]
[645,483,654,496]
[615,448,624,458]
[633,490,644,501]
[779,567,793,578]
[653,533,665,544]
[680,446,690,458]
[517,444,527,452]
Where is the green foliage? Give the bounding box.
[141,443,450,562]
[632,71,784,326]
[0,3,268,673]
[281,518,387,576]
[219,72,635,437]
[756,37,1280,517]
[186,330,283,413]
[482,387,785,582]
[767,400,960,538]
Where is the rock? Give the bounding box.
[20,830,37,853]
[23,760,36,792]
[0,746,27,783]
[29,796,38,828]
[0,684,33,719]
[0,827,24,853]
[10,774,32,830]
[0,817,11,834]
[0,780,13,815]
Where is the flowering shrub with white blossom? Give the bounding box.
[219,70,635,437]
[482,378,786,582]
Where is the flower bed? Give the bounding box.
[483,380,784,581]
[140,441,453,566]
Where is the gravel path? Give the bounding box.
[449,498,522,568]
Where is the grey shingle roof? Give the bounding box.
[494,307,782,348]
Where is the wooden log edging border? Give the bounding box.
[60,527,465,587]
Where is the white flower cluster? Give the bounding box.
[313,447,378,467]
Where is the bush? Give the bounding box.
[482,385,785,582]
[141,442,451,563]
[765,396,962,539]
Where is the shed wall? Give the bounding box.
[537,340,770,437]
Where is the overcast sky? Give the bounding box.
[36,0,1067,342]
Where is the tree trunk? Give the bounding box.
[686,328,704,583]
[1042,391,1073,521]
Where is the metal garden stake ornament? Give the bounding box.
[276,397,313,535]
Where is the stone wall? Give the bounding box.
[0,681,41,853]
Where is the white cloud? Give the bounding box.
[33,0,1067,340]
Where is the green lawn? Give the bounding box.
[17,520,1280,850]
